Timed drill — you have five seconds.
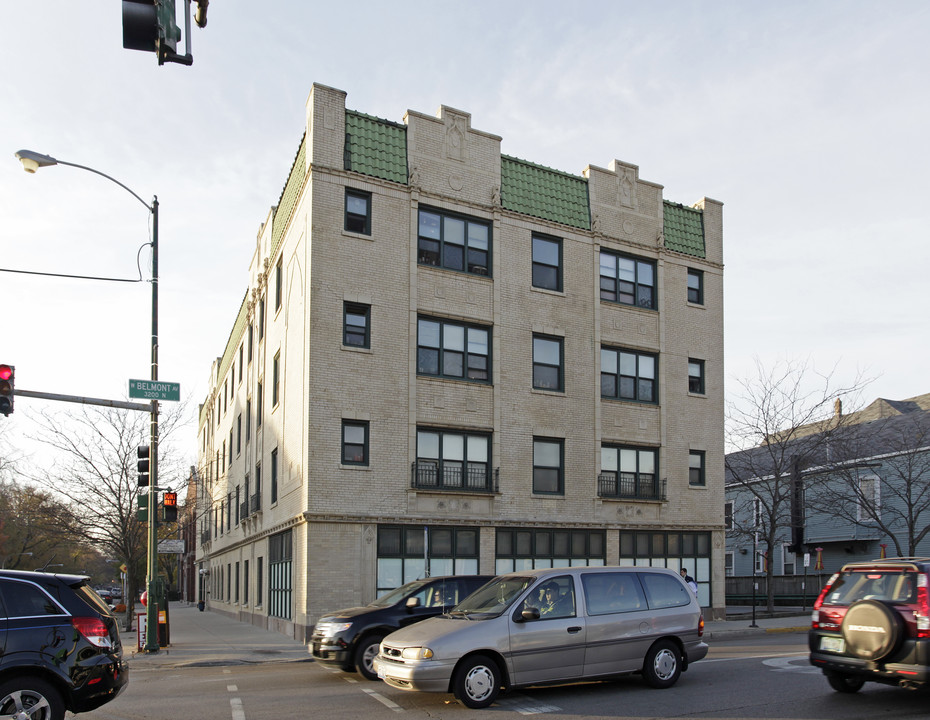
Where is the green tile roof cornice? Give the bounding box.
[200,289,249,429]
[271,134,307,259]
[500,155,590,231]
[344,110,408,184]
[663,201,705,258]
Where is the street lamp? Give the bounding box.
[15,149,162,654]
[1,552,33,569]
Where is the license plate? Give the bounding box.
[820,636,845,653]
[377,666,386,680]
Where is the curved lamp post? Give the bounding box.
[15,149,162,653]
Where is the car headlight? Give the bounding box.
[401,647,434,660]
[317,622,353,637]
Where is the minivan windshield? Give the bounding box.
[449,576,535,618]
[369,579,430,608]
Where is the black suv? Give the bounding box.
[311,575,492,679]
[809,557,930,692]
[0,569,129,720]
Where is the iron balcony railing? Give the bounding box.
[200,529,211,545]
[250,492,261,514]
[240,500,249,520]
[597,473,667,501]
[411,462,499,493]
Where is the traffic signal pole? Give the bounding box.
[145,197,160,653]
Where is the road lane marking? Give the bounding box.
[496,695,563,714]
[227,684,238,691]
[230,698,245,720]
[762,656,820,674]
[362,688,403,712]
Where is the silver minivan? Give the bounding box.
[373,566,707,708]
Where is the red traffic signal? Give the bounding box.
[164,492,177,507]
[163,491,178,522]
[0,364,14,416]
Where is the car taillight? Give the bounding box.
[698,613,704,638]
[72,617,113,649]
[811,572,839,628]
[916,574,930,638]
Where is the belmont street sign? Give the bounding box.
[129,379,180,402]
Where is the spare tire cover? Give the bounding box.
[841,599,903,661]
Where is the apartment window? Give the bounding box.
[254,463,261,512]
[270,448,278,504]
[274,257,283,311]
[235,562,240,603]
[235,485,241,525]
[858,475,881,522]
[236,414,242,454]
[599,445,660,499]
[417,317,490,382]
[600,347,657,403]
[221,441,226,473]
[415,429,490,491]
[344,302,370,348]
[532,234,562,291]
[533,335,563,392]
[599,251,656,309]
[257,382,263,427]
[256,557,263,606]
[226,495,231,531]
[272,351,280,407]
[238,345,243,382]
[345,188,372,235]
[533,438,564,495]
[417,207,490,276]
[248,324,253,362]
[725,501,733,530]
[258,298,265,341]
[228,430,233,465]
[246,399,252,442]
[688,358,705,394]
[342,420,369,466]
[687,269,704,304]
[243,559,250,605]
[689,450,706,486]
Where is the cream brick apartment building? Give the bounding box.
[195,83,725,639]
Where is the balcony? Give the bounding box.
[240,500,249,520]
[411,462,499,493]
[200,529,211,546]
[597,473,666,501]
[250,492,261,514]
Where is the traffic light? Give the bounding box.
[122,0,181,65]
[163,492,178,522]
[137,493,149,522]
[0,364,13,416]
[137,445,150,487]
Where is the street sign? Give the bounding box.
[158,539,185,554]
[129,379,180,402]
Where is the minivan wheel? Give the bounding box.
[643,640,682,689]
[354,634,385,681]
[0,677,65,720]
[826,671,865,694]
[453,655,501,709]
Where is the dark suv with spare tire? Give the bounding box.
[809,557,930,693]
[0,569,128,720]
[311,575,492,680]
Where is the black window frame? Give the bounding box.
[345,188,372,235]
[533,437,564,495]
[342,420,369,466]
[415,428,491,491]
[417,316,491,384]
[687,268,704,305]
[599,250,656,309]
[272,351,280,407]
[599,444,661,500]
[533,334,564,392]
[600,346,658,404]
[689,450,706,486]
[532,233,562,292]
[417,207,491,277]
[688,358,705,395]
[343,302,371,349]
[275,257,283,311]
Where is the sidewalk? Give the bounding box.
[122,602,810,669]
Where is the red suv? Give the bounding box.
[809,558,930,692]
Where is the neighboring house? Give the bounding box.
[725,394,930,579]
[195,83,726,640]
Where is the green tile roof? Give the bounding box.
[272,134,307,259]
[663,201,705,258]
[500,155,590,230]
[344,110,408,184]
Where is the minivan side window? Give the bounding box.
[0,580,66,617]
[581,572,646,615]
[639,572,692,610]
[532,575,576,619]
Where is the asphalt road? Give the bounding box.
[90,633,930,720]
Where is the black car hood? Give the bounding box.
[319,605,386,622]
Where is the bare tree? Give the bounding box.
[807,410,930,558]
[725,357,871,611]
[28,401,189,629]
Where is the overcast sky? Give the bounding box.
[2,1,928,475]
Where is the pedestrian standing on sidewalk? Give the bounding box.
[680,568,698,595]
